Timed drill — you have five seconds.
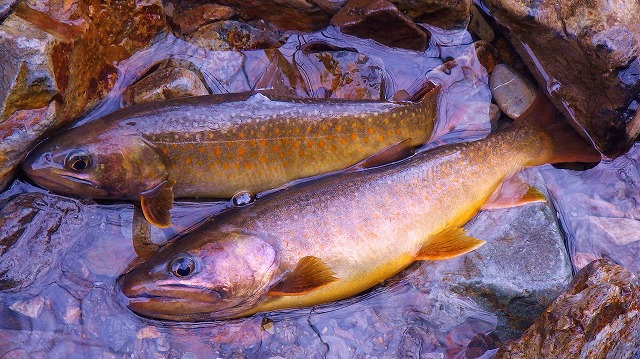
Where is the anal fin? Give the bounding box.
[267,256,338,296]
[416,227,485,260]
[481,175,546,210]
[140,180,175,228]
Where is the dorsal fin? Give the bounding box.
[140,180,175,228]
[267,256,338,296]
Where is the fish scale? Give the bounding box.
[23,89,439,227]
[118,93,601,321]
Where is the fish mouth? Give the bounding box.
[25,168,109,198]
[60,174,99,187]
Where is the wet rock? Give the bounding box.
[9,296,45,319]
[330,0,430,52]
[0,1,167,189]
[390,0,471,29]
[244,49,308,97]
[0,1,18,20]
[495,259,640,358]
[479,0,640,156]
[0,6,71,121]
[168,4,235,36]
[122,66,209,107]
[415,169,573,341]
[295,49,383,99]
[0,191,86,293]
[0,103,58,190]
[187,20,283,51]
[190,0,337,32]
[468,4,495,43]
[490,64,537,120]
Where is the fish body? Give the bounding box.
[22,90,438,227]
[118,94,601,321]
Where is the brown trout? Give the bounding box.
[22,89,438,227]
[118,93,600,321]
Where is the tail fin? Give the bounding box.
[516,92,602,165]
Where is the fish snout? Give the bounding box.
[117,271,151,299]
[22,151,55,177]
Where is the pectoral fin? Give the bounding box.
[267,256,338,296]
[346,139,416,172]
[131,205,158,259]
[416,227,485,260]
[481,176,546,210]
[140,180,175,228]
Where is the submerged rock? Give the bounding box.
[330,0,430,52]
[541,143,640,274]
[479,0,640,156]
[0,191,86,293]
[295,49,384,99]
[122,63,210,106]
[415,170,573,341]
[495,259,640,358]
[187,20,284,51]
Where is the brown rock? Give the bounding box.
[0,6,73,121]
[495,259,640,358]
[187,20,283,51]
[390,0,471,29]
[297,49,384,99]
[200,0,336,32]
[330,0,429,52]
[0,104,58,189]
[0,0,167,189]
[168,4,235,36]
[481,0,640,156]
[122,66,209,107]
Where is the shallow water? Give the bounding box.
[541,144,640,274]
[0,23,637,358]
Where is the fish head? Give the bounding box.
[118,228,279,321]
[22,122,168,199]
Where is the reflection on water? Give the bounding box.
[542,144,640,273]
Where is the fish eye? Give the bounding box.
[169,254,196,278]
[65,151,91,172]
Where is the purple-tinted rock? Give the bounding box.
[330,0,430,52]
[296,49,384,99]
[122,65,209,107]
[187,20,283,51]
[480,0,640,156]
[390,0,471,29]
[495,259,640,358]
[168,3,235,36]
